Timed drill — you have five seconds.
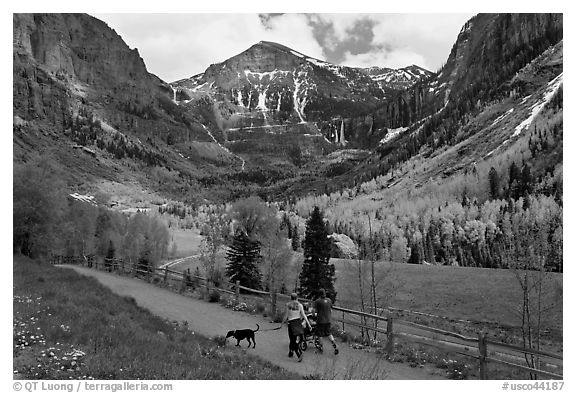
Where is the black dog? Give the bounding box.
[226,324,259,348]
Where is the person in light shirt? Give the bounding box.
[283,293,311,362]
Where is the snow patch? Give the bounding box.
[490,108,514,127]
[244,69,290,81]
[290,50,304,58]
[306,57,330,68]
[486,73,562,159]
[70,193,96,205]
[293,69,308,122]
[236,90,245,108]
[191,82,208,92]
[257,88,268,111]
[380,127,409,144]
[513,73,562,137]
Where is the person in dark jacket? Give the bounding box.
[313,288,338,355]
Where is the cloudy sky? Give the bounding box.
[94,13,475,83]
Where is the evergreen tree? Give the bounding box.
[508,162,521,199]
[488,167,501,200]
[299,206,336,301]
[291,225,300,251]
[520,164,534,196]
[225,230,262,289]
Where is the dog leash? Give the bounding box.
[259,325,283,332]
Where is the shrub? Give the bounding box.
[338,331,355,343]
[219,295,230,307]
[233,302,247,312]
[255,302,266,314]
[213,335,227,347]
[272,309,284,323]
[438,359,471,380]
[224,297,237,309]
[208,290,221,303]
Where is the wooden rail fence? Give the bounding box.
[51,255,563,380]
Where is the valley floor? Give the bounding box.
[60,265,445,380]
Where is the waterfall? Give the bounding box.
[276,92,282,112]
[340,119,345,144]
[170,85,177,103]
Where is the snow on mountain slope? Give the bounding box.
[170,41,432,130]
[361,65,434,92]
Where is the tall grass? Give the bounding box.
[13,255,298,380]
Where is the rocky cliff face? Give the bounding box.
[367,13,563,145]
[13,14,159,123]
[13,13,246,199]
[13,14,223,157]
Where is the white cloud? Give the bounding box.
[95,13,474,81]
[310,13,473,71]
[341,49,428,70]
[312,13,373,41]
[96,13,324,82]
[259,14,325,59]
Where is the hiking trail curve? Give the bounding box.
[59,266,445,380]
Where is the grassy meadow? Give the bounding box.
[163,229,563,350]
[168,228,203,258]
[13,255,298,380]
[332,259,563,331]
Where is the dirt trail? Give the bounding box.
[60,266,444,380]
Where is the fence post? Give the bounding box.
[180,272,186,292]
[386,317,394,359]
[342,310,345,332]
[164,268,168,283]
[235,280,240,303]
[478,332,488,380]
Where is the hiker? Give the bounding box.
[283,293,311,362]
[313,288,339,355]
